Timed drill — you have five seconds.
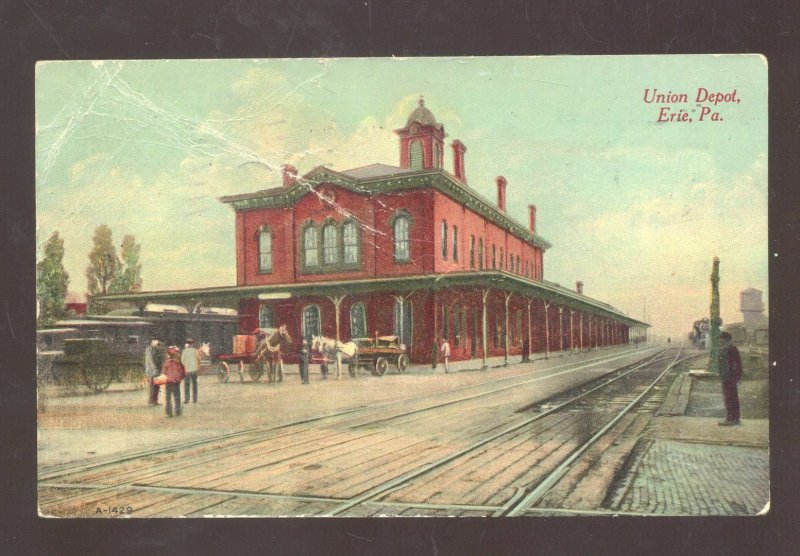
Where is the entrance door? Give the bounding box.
[393,298,412,349]
[302,305,321,340]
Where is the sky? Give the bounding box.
[35,56,767,338]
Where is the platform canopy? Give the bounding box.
[99,271,649,328]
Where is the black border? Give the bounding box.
[2,1,798,554]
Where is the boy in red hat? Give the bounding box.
[162,346,187,417]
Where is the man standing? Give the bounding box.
[181,338,201,403]
[144,337,163,406]
[718,331,743,426]
[299,339,310,384]
[440,336,451,373]
[162,346,187,418]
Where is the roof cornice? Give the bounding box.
[219,168,552,251]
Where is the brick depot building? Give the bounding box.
[105,99,648,365]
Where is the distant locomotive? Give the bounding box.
[688,318,711,349]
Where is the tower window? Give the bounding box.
[409,140,423,170]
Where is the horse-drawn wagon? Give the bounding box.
[213,327,291,383]
[348,335,410,376]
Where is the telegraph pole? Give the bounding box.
[708,257,721,374]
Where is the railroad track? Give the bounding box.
[39,346,682,517]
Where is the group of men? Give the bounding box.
[143,337,201,418]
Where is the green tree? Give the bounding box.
[110,234,143,293]
[36,231,70,325]
[85,225,118,314]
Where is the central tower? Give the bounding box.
[394,97,446,171]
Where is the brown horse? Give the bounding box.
[255,325,292,383]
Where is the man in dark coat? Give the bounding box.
[162,346,187,418]
[717,331,743,425]
[144,337,163,406]
[299,339,310,384]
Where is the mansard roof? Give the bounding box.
[220,166,552,251]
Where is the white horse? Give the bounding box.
[311,336,358,379]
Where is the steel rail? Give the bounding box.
[40,345,659,481]
[320,350,675,516]
[499,347,687,517]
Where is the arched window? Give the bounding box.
[516,255,520,274]
[452,225,458,262]
[304,225,318,267]
[409,140,423,170]
[441,220,448,260]
[302,305,321,340]
[259,304,274,329]
[469,236,475,269]
[434,141,441,168]
[350,302,367,339]
[492,244,496,269]
[343,221,358,264]
[394,298,412,347]
[499,248,504,270]
[393,214,410,262]
[479,239,484,270]
[323,222,338,264]
[257,226,272,273]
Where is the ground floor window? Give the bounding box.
[394,298,412,347]
[302,304,321,340]
[259,304,274,329]
[350,302,367,339]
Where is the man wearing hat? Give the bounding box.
[718,331,743,426]
[162,346,187,417]
[181,339,201,403]
[144,337,164,406]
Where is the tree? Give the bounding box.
[110,234,143,293]
[37,231,70,325]
[85,224,118,296]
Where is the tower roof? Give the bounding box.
[406,96,439,127]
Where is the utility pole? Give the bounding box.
[708,257,721,374]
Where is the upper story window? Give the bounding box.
[441,220,448,260]
[479,239,484,270]
[304,226,318,267]
[492,244,496,269]
[393,212,411,262]
[452,225,458,262]
[257,226,272,273]
[343,221,358,264]
[469,236,475,269]
[500,248,504,270]
[323,222,338,264]
[409,140,423,170]
[516,255,520,274]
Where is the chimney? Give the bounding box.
[528,204,537,233]
[576,281,584,295]
[282,164,298,187]
[496,176,507,212]
[452,140,467,183]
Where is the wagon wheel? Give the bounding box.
[374,357,389,377]
[216,362,231,383]
[81,365,114,393]
[396,353,410,373]
[249,361,264,382]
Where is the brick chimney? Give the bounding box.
[528,204,537,233]
[496,176,507,212]
[576,281,584,295]
[282,164,298,187]
[452,140,467,183]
